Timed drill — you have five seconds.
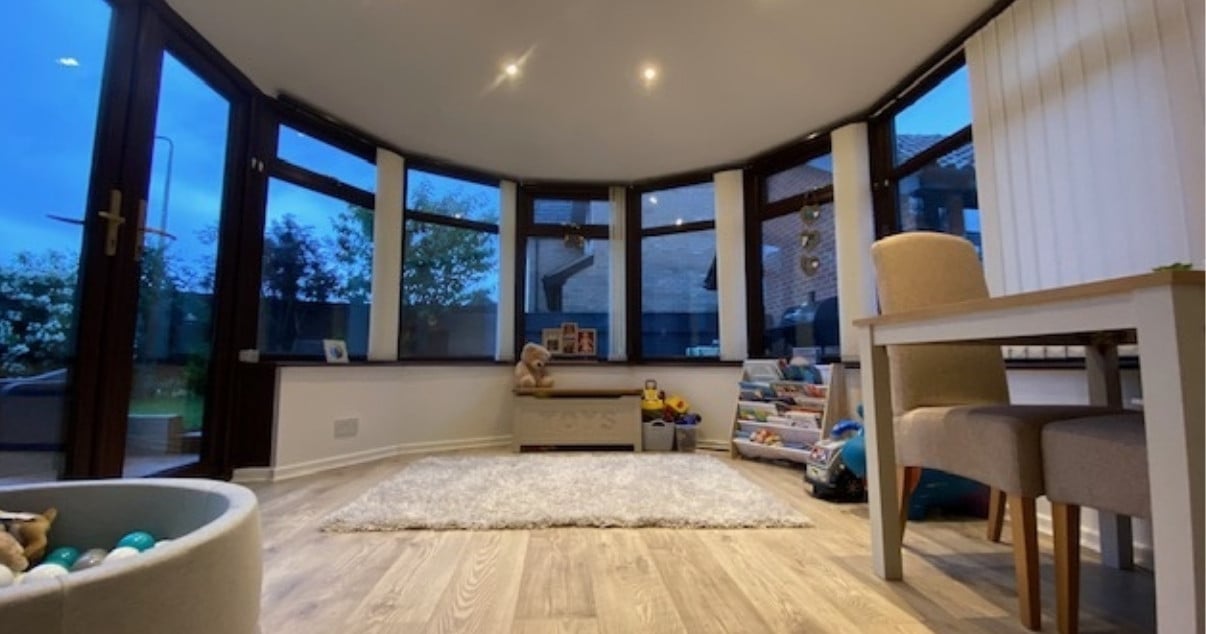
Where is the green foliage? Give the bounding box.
[402,181,496,315]
[0,251,78,376]
[261,214,338,302]
[1153,262,1193,271]
[329,205,373,303]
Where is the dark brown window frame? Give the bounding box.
[513,184,611,360]
[869,52,973,240]
[626,176,719,361]
[256,106,378,361]
[742,136,834,359]
[398,164,501,361]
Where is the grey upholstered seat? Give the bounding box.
[871,231,1122,631]
[1043,413,1150,518]
[899,404,1117,496]
[1043,413,1149,634]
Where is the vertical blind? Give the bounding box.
[966,0,1203,295]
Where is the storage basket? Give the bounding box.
[642,421,675,451]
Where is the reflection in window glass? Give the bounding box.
[893,65,971,165]
[533,198,609,225]
[406,169,499,222]
[276,125,376,192]
[641,231,718,357]
[1,0,111,382]
[640,182,714,228]
[259,179,372,357]
[897,143,980,253]
[400,220,498,358]
[523,237,609,358]
[760,203,840,360]
[765,155,833,204]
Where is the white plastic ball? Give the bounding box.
[152,539,173,549]
[18,563,69,583]
[0,566,14,587]
[103,546,141,563]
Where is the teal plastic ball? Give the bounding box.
[116,531,156,552]
[44,546,80,568]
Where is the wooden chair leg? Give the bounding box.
[986,486,1006,542]
[898,466,922,536]
[1053,502,1082,634]
[1008,494,1041,631]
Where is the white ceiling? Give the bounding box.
[166,0,992,182]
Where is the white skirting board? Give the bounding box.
[233,435,732,483]
[232,435,511,483]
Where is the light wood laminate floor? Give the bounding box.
[250,448,1155,633]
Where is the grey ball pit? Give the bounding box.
[0,479,261,634]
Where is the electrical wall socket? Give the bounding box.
[333,417,359,438]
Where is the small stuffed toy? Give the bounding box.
[1,508,57,567]
[0,531,28,573]
[514,342,554,388]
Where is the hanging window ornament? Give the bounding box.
[801,255,822,276]
[800,203,822,223]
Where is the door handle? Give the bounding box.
[98,189,124,256]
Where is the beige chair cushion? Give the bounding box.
[1042,414,1150,518]
[870,232,1009,414]
[898,404,1120,496]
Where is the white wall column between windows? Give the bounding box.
[832,123,876,361]
[496,180,518,361]
[713,169,747,360]
[368,149,404,360]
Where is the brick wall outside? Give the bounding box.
[761,202,837,325]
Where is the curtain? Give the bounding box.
[966,0,1203,295]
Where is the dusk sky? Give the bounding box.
[3,1,971,268]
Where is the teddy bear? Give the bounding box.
[0,508,57,570]
[514,342,554,388]
[0,531,27,573]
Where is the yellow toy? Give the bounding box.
[641,379,664,420]
[664,395,689,416]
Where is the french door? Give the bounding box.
[0,0,250,480]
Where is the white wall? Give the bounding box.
[271,365,514,479]
[265,364,748,479]
[966,0,1204,295]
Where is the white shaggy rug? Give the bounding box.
[320,453,812,531]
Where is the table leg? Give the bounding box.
[1085,343,1134,570]
[1135,284,1204,634]
[859,329,902,580]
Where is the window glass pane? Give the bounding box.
[523,237,609,358]
[259,178,372,357]
[533,198,609,225]
[765,154,833,204]
[276,125,376,192]
[640,182,714,228]
[406,169,499,223]
[400,219,498,358]
[897,143,980,254]
[760,202,840,360]
[641,230,719,357]
[0,0,112,482]
[893,65,971,165]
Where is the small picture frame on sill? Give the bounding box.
[541,328,562,354]
[323,339,349,363]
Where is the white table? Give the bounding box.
[855,271,1204,633]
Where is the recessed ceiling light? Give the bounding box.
[504,62,520,77]
[641,65,658,82]
[56,57,80,67]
